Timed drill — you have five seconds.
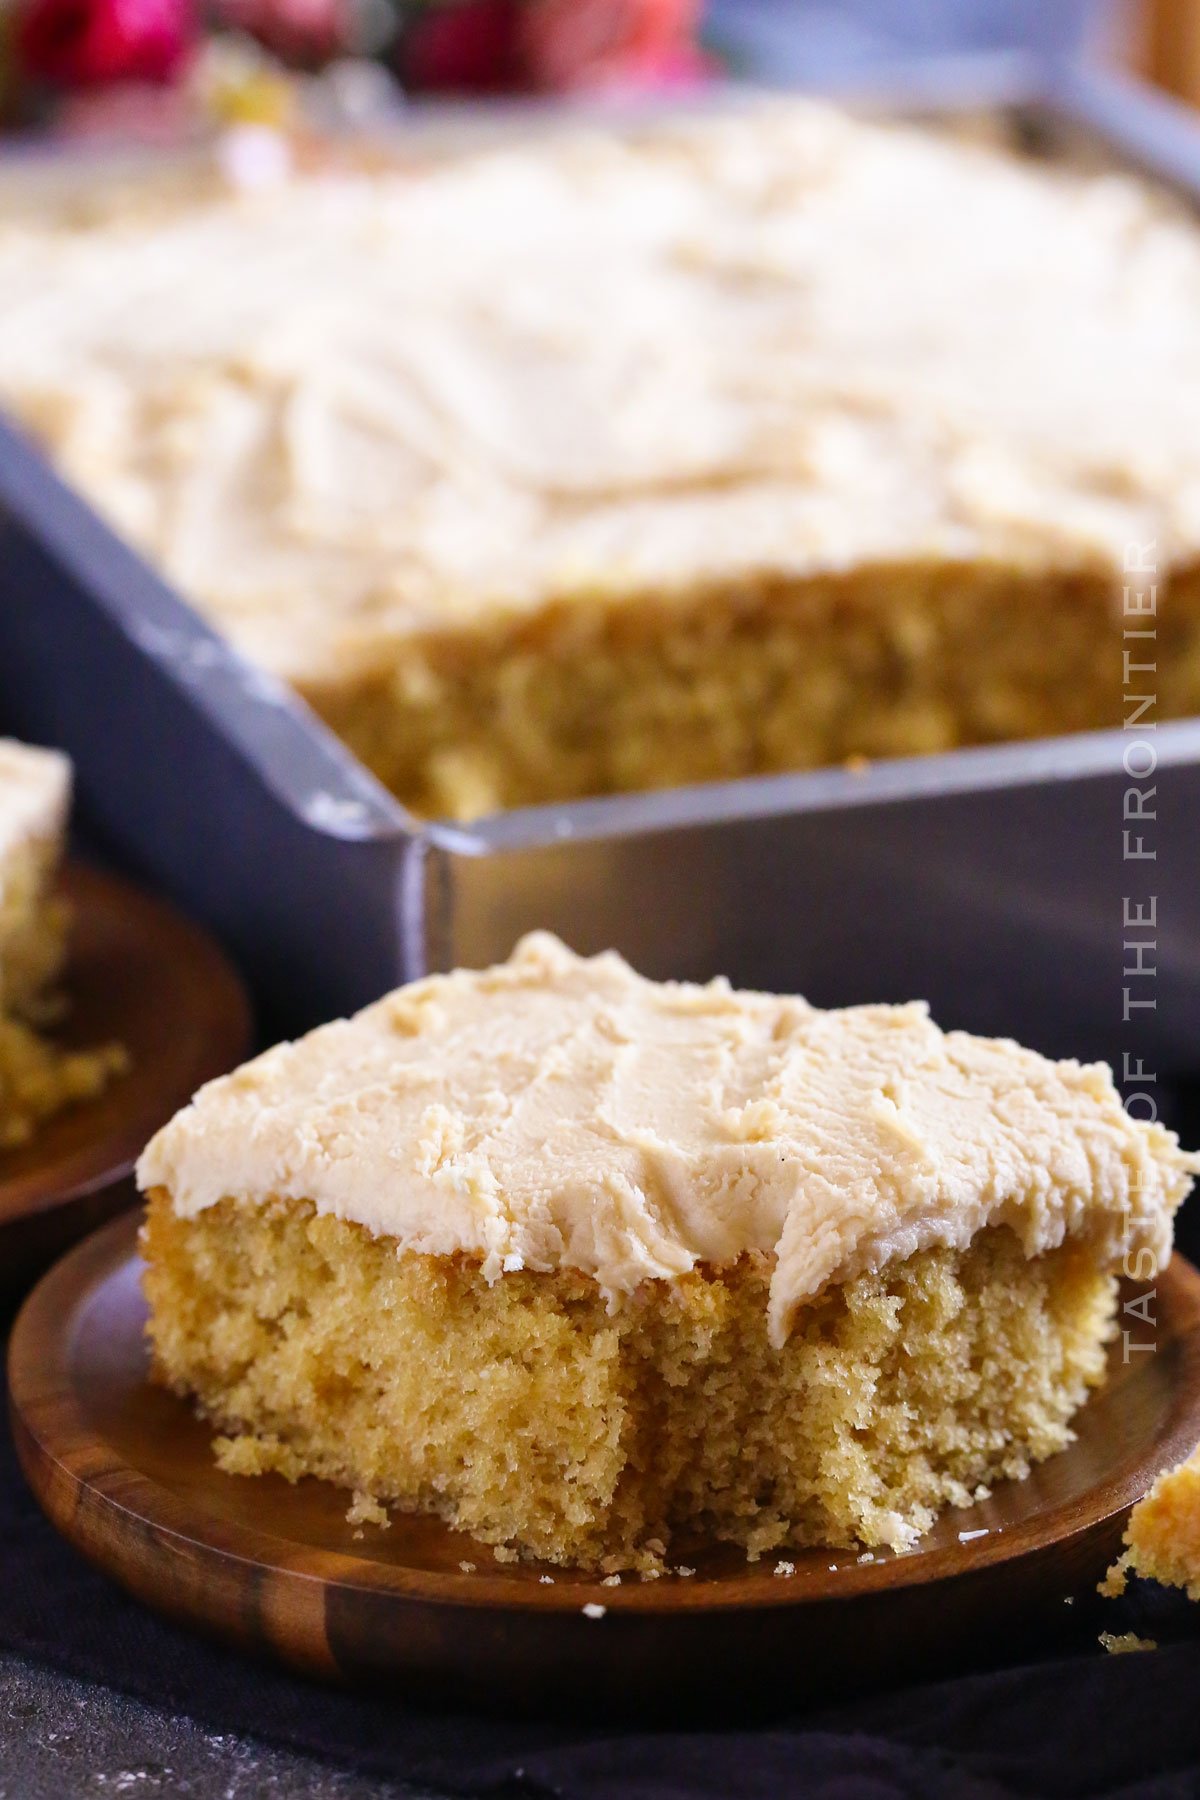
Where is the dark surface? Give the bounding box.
[0,1653,420,1800]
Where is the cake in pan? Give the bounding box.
[4,102,1200,820]
[137,934,1197,1572]
[0,739,125,1148]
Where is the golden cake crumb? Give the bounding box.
[1099,1632,1157,1656]
[1098,1560,1129,1600]
[345,1490,391,1531]
[1105,1446,1200,1601]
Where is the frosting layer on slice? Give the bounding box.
[137,933,1197,1345]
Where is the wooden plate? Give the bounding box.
[11,1214,1200,1716]
[0,864,252,1289]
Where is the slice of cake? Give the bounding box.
[137,935,1197,1572]
[0,738,71,1022]
[5,104,1200,819]
[0,739,126,1150]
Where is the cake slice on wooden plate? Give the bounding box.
[137,934,1198,1574]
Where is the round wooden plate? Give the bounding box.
[0,864,252,1288]
[12,1214,1200,1714]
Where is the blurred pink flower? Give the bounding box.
[520,0,708,92]
[16,0,195,87]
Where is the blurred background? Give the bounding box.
[0,0,1197,140]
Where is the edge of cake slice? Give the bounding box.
[0,737,71,1020]
[0,739,126,1151]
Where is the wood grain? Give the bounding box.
[0,864,252,1290]
[1137,0,1200,109]
[11,1211,1200,1714]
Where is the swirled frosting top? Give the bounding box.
[137,933,1196,1345]
[2,104,1200,681]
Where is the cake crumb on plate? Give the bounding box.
[345,1491,390,1530]
[1099,1632,1156,1655]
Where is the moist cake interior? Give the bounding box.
[314,563,1200,820]
[144,1197,1115,1572]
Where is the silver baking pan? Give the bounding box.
[2,58,1199,1069]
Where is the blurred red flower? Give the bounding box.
[16,0,195,86]
[402,0,707,96]
[400,0,521,94]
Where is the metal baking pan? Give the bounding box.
[2,59,1199,1068]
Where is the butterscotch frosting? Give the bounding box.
[137,933,1196,1345]
[4,105,1200,686]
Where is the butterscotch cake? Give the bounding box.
[0,739,126,1149]
[0,740,70,1022]
[4,105,1200,819]
[137,934,1197,1572]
